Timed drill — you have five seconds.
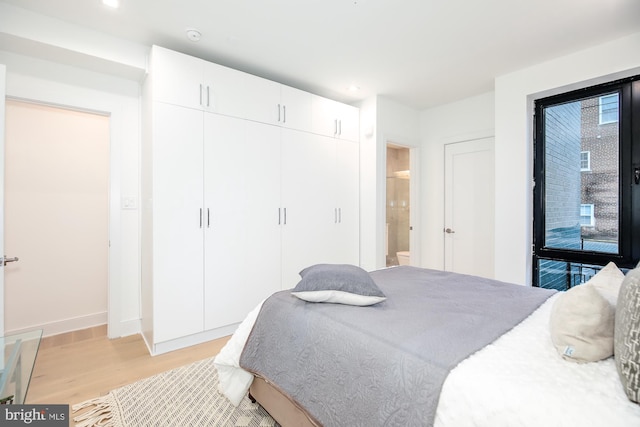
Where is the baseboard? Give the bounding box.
[149,323,239,356]
[5,311,108,337]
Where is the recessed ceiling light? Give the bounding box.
[186,29,202,42]
[102,0,119,8]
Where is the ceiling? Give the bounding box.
[2,0,640,110]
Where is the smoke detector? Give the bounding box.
[186,29,201,42]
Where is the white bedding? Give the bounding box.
[215,293,640,426]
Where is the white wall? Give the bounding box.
[0,2,147,81]
[495,31,640,286]
[419,92,495,270]
[359,96,420,271]
[0,50,142,337]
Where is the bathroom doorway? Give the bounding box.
[386,144,411,267]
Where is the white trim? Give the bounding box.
[580,203,595,227]
[145,323,238,356]
[5,312,107,338]
[580,151,591,171]
[1,51,141,339]
[598,93,619,125]
[384,137,421,268]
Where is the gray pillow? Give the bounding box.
[291,264,386,306]
[614,266,640,403]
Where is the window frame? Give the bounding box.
[599,93,619,125]
[579,203,595,227]
[532,76,640,288]
[580,151,591,171]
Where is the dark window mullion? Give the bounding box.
[632,80,640,263]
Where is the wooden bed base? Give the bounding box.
[249,375,321,427]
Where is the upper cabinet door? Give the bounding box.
[151,46,205,110]
[311,95,360,142]
[279,85,312,132]
[335,103,360,142]
[149,46,356,136]
[206,62,281,124]
[311,95,338,138]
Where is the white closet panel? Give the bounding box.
[152,102,205,342]
[203,114,282,329]
[281,130,336,289]
[333,139,360,264]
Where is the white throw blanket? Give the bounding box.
[213,300,263,406]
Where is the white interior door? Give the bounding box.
[444,138,495,278]
[0,64,6,336]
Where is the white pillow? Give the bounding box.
[588,261,624,308]
[549,283,615,363]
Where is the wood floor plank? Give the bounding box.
[27,327,230,408]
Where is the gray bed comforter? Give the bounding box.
[239,266,556,427]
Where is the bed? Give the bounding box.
[214,265,640,427]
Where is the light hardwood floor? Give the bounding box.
[27,325,230,407]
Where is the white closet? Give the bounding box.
[142,45,360,355]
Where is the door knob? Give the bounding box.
[3,256,19,266]
[444,228,455,234]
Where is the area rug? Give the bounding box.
[72,357,279,427]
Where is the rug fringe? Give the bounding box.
[72,394,116,427]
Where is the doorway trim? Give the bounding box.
[2,67,135,338]
[384,139,421,267]
[5,95,120,338]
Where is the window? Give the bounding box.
[599,93,619,124]
[580,151,591,171]
[533,75,640,290]
[580,204,594,226]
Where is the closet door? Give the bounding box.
[279,85,312,132]
[203,114,282,329]
[281,130,336,289]
[335,103,360,142]
[152,102,205,342]
[333,139,360,264]
[152,46,205,110]
[206,62,281,124]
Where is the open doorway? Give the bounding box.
[386,144,411,267]
[4,99,109,335]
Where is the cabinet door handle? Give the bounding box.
[338,120,342,136]
[334,208,337,224]
[207,208,210,228]
[278,208,281,225]
[283,105,286,123]
[207,86,210,107]
[199,84,203,106]
[334,119,338,136]
[339,207,342,223]
[284,207,287,225]
[278,104,281,122]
